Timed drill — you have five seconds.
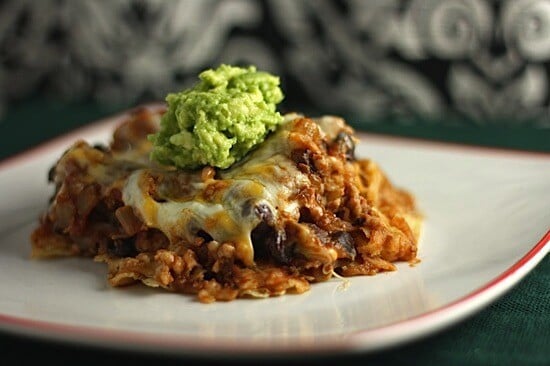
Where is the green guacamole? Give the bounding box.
[148,64,285,169]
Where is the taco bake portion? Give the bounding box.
[31,106,422,303]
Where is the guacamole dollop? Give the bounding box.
[148,64,285,170]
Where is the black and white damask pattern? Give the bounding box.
[1,0,549,126]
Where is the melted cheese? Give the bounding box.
[121,121,309,266]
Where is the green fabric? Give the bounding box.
[0,98,132,161]
[0,99,548,366]
[362,255,550,366]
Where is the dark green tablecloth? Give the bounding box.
[0,99,548,366]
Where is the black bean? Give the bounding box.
[331,231,356,259]
[241,201,275,223]
[47,164,56,183]
[334,132,355,160]
[251,221,291,264]
[253,202,274,224]
[92,143,108,152]
[108,238,138,257]
[196,230,213,243]
[291,148,316,173]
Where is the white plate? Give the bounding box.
[0,104,548,359]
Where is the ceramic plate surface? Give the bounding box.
[0,105,548,358]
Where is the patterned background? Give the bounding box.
[1,0,550,127]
